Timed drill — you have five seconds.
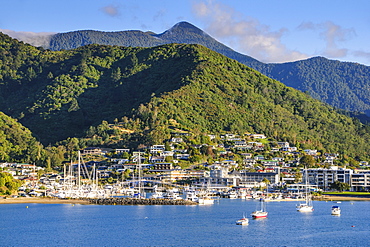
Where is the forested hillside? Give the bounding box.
[0,112,43,163]
[254,57,370,116]
[1,31,370,160]
[42,22,370,117]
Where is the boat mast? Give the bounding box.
[78,151,81,190]
[304,166,309,204]
[138,152,141,197]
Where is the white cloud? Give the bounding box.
[101,5,120,17]
[298,21,355,58]
[352,50,370,64]
[0,29,55,47]
[192,1,307,63]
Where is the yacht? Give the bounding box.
[251,198,268,218]
[296,167,314,212]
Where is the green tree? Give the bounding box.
[300,155,315,168]
[330,180,350,192]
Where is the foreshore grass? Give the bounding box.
[322,192,370,196]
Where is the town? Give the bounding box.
[1,132,370,201]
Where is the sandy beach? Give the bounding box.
[0,197,91,205]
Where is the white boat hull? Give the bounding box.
[296,204,314,212]
[236,218,249,225]
[331,206,341,215]
[198,198,214,205]
[251,211,268,218]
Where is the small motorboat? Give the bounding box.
[236,216,249,225]
[331,205,341,215]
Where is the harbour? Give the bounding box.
[1,198,369,246]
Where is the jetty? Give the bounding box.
[88,197,198,205]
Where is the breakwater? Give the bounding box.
[87,197,198,205]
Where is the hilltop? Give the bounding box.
[0,32,370,160]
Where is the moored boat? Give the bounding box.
[331,205,341,215]
[251,210,268,218]
[198,196,214,205]
[296,203,314,212]
[251,198,268,218]
[236,216,249,225]
[297,166,314,212]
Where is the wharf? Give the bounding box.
[88,197,198,205]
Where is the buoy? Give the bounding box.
[26,206,28,208]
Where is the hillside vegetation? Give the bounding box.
[0,32,370,160]
[43,22,370,117]
[0,112,43,163]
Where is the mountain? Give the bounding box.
[48,22,259,65]
[42,22,370,117]
[1,32,370,160]
[253,57,370,116]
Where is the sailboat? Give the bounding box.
[251,187,268,218]
[296,167,314,212]
[133,152,146,199]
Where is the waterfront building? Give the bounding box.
[305,167,352,190]
[238,171,280,186]
[351,170,370,191]
[160,169,207,183]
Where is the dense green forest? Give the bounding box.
[43,21,370,117]
[0,112,42,163]
[1,31,370,162]
[254,57,370,116]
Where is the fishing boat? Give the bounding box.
[331,205,341,215]
[236,215,249,225]
[251,198,268,218]
[296,167,314,212]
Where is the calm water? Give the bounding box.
[1,199,369,246]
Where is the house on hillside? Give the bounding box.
[83,147,102,155]
[277,142,290,148]
[153,163,173,171]
[150,145,165,154]
[249,134,266,139]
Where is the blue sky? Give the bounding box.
[1,0,369,65]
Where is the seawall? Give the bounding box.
[88,197,198,205]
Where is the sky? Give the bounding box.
[0,0,369,65]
